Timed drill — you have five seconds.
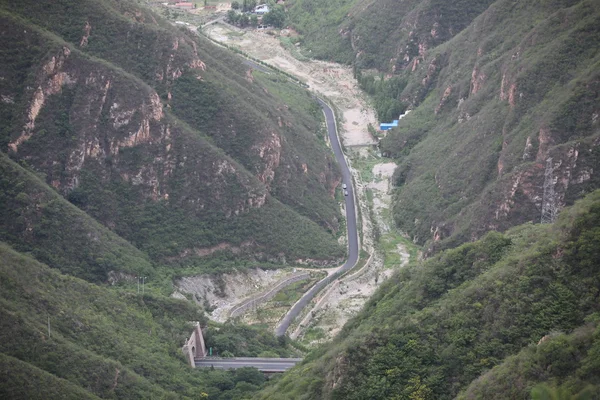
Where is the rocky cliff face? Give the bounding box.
[348,0,497,71]
[8,44,265,219]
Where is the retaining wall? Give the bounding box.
[229,272,311,318]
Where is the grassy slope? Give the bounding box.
[0,241,203,398]
[0,241,293,399]
[0,353,101,400]
[286,0,495,70]
[285,0,357,64]
[347,0,496,70]
[256,190,600,399]
[0,153,152,282]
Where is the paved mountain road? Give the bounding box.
[274,98,360,337]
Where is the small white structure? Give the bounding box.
[255,4,270,14]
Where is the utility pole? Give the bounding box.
[47,314,51,339]
[142,277,147,295]
[137,276,140,294]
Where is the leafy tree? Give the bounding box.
[221,350,235,358]
[231,1,240,9]
[234,367,266,386]
[242,0,257,12]
[227,9,239,24]
[239,13,250,27]
[263,5,286,28]
[250,14,258,27]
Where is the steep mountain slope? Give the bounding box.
[1,354,101,400]
[382,0,600,251]
[0,242,286,399]
[257,191,600,399]
[289,0,600,251]
[0,153,151,282]
[0,0,343,270]
[287,0,495,70]
[457,324,600,399]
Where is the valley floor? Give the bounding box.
[190,22,418,344]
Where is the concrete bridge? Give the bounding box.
[182,323,301,372]
[195,357,302,372]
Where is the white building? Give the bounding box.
[255,4,270,14]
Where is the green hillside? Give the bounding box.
[264,1,600,398]
[2,0,599,398]
[0,153,151,282]
[257,191,600,399]
[288,0,600,252]
[1,353,101,400]
[457,324,600,399]
[0,241,292,399]
[0,0,344,271]
[286,0,496,70]
[380,0,600,252]
[285,0,357,64]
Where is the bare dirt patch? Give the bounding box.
[174,268,296,322]
[203,24,378,146]
[368,162,397,232]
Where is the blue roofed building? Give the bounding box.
[379,120,399,131]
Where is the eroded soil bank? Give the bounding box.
[174,268,298,322]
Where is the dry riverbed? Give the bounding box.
[203,24,378,147]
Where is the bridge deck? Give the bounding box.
[194,357,302,372]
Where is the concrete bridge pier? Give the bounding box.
[182,322,207,367]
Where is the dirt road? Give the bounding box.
[203,24,378,147]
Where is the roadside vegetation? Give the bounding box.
[236,272,326,329]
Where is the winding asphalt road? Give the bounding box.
[274,98,360,337]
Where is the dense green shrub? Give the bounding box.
[257,191,600,399]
